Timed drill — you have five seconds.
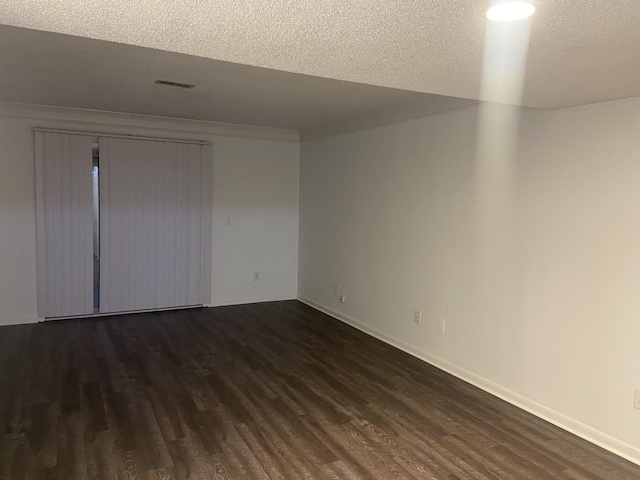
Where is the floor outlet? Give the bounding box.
[634,389,640,410]
[414,310,422,325]
[437,317,446,334]
[339,295,346,303]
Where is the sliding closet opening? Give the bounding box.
[92,144,99,312]
[35,129,213,319]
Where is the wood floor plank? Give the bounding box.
[1,300,639,479]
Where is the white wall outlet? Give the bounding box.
[634,389,640,410]
[414,310,422,325]
[334,283,340,295]
[437,317,446,334]
[226,215,236,225]
[339,295,346,303]
[253,272,260,281]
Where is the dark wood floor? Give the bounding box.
[1,301,639,479]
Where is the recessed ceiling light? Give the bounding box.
[486,1,536,22]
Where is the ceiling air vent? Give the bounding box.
[154,80,196,89]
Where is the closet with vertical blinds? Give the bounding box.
[35,130,213,319]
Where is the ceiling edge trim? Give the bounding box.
[0,102,300,142]
[299,97,478,141]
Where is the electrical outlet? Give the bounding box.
[339,295,346,303]
[334,283,340,295]
[634,389,640,410]
[253,272,260,281]
[437,317,446,334]
[414,310,422,325]
[226,215,236,225]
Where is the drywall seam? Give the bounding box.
[297,295,640,467]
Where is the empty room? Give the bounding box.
[1,1,639,479]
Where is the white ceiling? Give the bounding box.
[0,25,475,132]
[0,1,638,129]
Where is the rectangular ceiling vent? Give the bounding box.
[154,79,196,89]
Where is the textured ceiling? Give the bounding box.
[0,0,638,117]
[0,25,475,132]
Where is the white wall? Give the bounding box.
[211,137,299,305]
[0,103,299,325]
[299,97,640,462]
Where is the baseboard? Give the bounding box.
[206,294,296,308]
[297,295,640,467]
[0,316,42,327]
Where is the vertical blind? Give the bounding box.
[35,132,94,317]
[36,131,212,318]
[99,137,212,314]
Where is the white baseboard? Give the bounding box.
[0,316,41,327]
[297,295,640,467]
[206,294,296,308]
